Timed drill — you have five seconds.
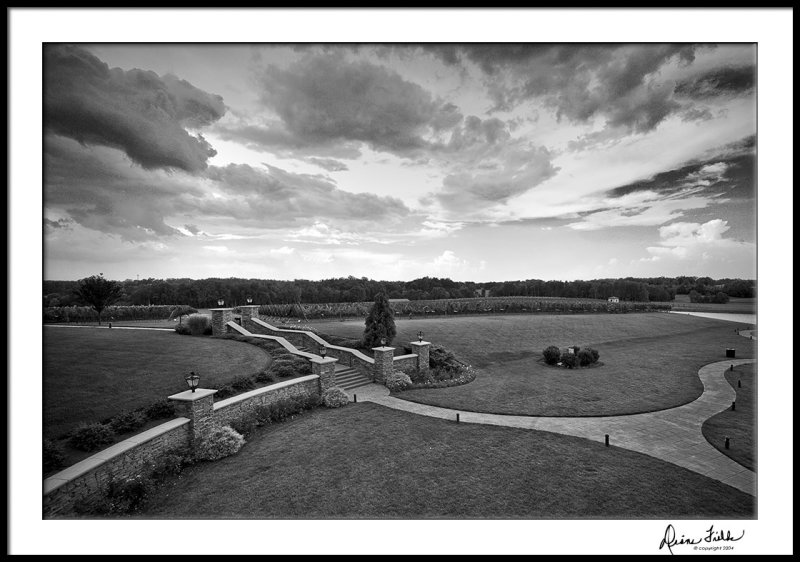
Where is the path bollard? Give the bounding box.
[732,401,736,411]
[605,434,609,447]
[456,413,460,423]
[725,437,730,449]
[730,364,734,371]
[353,394,357,403]
[738,379,742,388]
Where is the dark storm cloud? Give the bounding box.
[44,218,73,231]
[44,134,415,239]
[429,44,705,134]
[674,65,756,99]
[204,164,412,227]
[44,45,226,172]
[606,149,755,201]
[252,54,463,155]
[306,157,349,172]
[435,145,559,210]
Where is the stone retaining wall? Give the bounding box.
[213,375,321,427]
[43,418,190,517]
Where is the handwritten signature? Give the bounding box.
[659,524,745,555]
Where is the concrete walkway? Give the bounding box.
[353,357,756,496]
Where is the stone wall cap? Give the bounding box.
[209,308,234,311]
[214,375,319,410]
[168,388,218,401]
[310,356,338,365]
[393,354,418,361]
[410,341,431,347]
[372,346,395,351]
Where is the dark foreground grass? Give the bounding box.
[314,313,755,416]
[44,327,271,440]
[134,403,754,519]
[702,363,756,471]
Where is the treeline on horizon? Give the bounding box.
[43,275,756,309]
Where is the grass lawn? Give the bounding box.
[313,313,756,416]
[133,403,754,519]
[702,363,756,471]
[43,327,271,440]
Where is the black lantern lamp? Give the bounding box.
[246,296,253,305]
[185,371,200,393]
[319,346,327,358]
[217,298,224,307]
[380,337,387,346]
[417,330,424,342]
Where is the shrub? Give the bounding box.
[229,410,260,437]
[194,426,245,461]
[174,324,191,335]
[255,370,276,384]
[109,410,147,434]
[106,474,153,514]
[203,325,213,336]
[230,374,256,392]
[577,349,595,367]
[214,384,236,400]
[149,452,187,483]
[43,439,66,474]
[542,345,561,365]
[68,422,114,451]
[561,353,579,369]
[586,347,600,363]
[272,363,296,378]
[144,399,175,420]
[386,372,412,392]
[322,387,350,408]
[186,313,210,335]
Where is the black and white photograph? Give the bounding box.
[9,7,793,555]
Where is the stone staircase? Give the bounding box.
[296,347,372,391]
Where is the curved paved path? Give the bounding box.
[352,357,756,496]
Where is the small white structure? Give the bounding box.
[607,296,620,303]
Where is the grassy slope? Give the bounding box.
[314,313,756,416]
[43,327,271,439]
[136,403,754,519]
[702,363,756,471]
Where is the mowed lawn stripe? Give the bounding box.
[313,313,755,416]
[702,363,756,471]
[138,403,754,519]
[43,327,271,439]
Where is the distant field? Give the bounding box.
[138,403,754,519]
[43,327,270,440]
[663,295,757,314]
[313,313,756,416]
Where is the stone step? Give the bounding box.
[338,377,372,391]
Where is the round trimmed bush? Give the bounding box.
[561,353,579,369]
[144,399,176,420]
[543,345,561,365]
[194,426,245,461]
[577,349,594,367]
[386,372,413,392]
[255,370,276,384]
[174,324,191,335]
[69,422,115,451]
[587,347,600,363]
[322,387,350,408]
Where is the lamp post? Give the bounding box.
[380,337,386,346]
[185,371,200,393]
[417,330,424,342]
[319,346,327,358]
[217,298,224,307]
[246,296,253,305]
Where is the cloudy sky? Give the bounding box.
[43,43,757,282]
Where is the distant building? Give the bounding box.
[474,288,492,298]
[607,296,620,303]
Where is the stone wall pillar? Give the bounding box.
[210,308,233,336]
[410,341,431,373]
[311,357,338,394]
[240,305,260,329]
[372,346,395,384]
[168,388,218,445]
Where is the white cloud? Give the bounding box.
[202,245,229,253]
